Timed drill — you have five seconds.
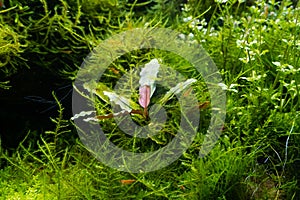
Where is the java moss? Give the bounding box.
[0,0,253,88]
[0,0,202,148]
[0,0,204,96]
[0,22,26,89]
[0,0,127,84]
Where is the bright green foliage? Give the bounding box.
[0,23,26,89]
[1,0,300,199]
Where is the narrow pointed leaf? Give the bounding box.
[84,81,140,109]
[103,91,132,112]
[71,110,96,120]
[83,81,111,103]
[168,78,197,94]
[93,82,112,103]
[160,78,197,104]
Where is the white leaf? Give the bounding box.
[83,117,99,122]
[103,91,132,112]
[272,61,281,67]
[218,83,228,90]
[160,78,197,103]
[71,110,96,120]
[139,58,160,97]
[167,78,197,95]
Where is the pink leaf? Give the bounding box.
[139,85,151,108]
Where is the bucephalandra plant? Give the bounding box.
[72,58,197,122]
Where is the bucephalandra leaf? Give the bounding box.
[139,85,151,108]
[160,78,197,104]
[170,78,197,94]
[83,117,99,122]
[137,58,161,109]
[139,58,160,97]
[103,91,132,112]
[94,82,112,103]
[83,81,111,103]
[71,110,96,120]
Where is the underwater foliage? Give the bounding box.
[0,22,26,89]
[0,0,300,199]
